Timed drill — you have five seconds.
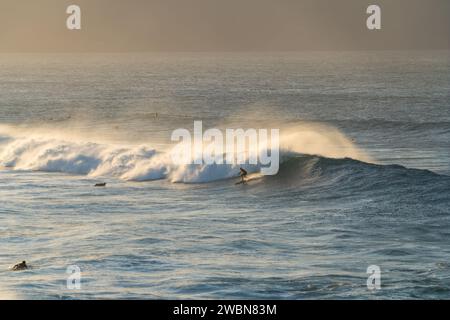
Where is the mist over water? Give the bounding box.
[1,52,450,299]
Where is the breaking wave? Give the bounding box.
[0,122,387,184]
[0,124,449,208]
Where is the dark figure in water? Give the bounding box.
[95,183,107,187]
[12,261,28,271]
[240,168,248,183]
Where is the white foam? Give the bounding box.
[0,135,245,183]
[0,122,370,183]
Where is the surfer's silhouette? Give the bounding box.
[12,261,28,271]
[239,168,248,184]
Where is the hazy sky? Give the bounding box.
[0,0,449,51]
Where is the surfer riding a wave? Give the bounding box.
[239,167,248,184]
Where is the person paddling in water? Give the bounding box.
[239,167,248,184]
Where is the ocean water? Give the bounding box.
[0,52,449,299]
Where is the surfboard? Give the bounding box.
[235,173,263,185]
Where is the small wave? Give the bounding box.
[262,154,450,202]
[328,119,450,132]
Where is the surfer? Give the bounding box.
[239,167,248,184]
[12,261,28,271]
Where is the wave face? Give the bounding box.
[269,154,450,193]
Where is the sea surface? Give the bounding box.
[0,52,449,299]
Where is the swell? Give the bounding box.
[264,154,450,206]
[274,154,447,186]
[326,119,450,132]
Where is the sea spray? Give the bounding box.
[0,122,370,183]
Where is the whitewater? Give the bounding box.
[0,122,370,183]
